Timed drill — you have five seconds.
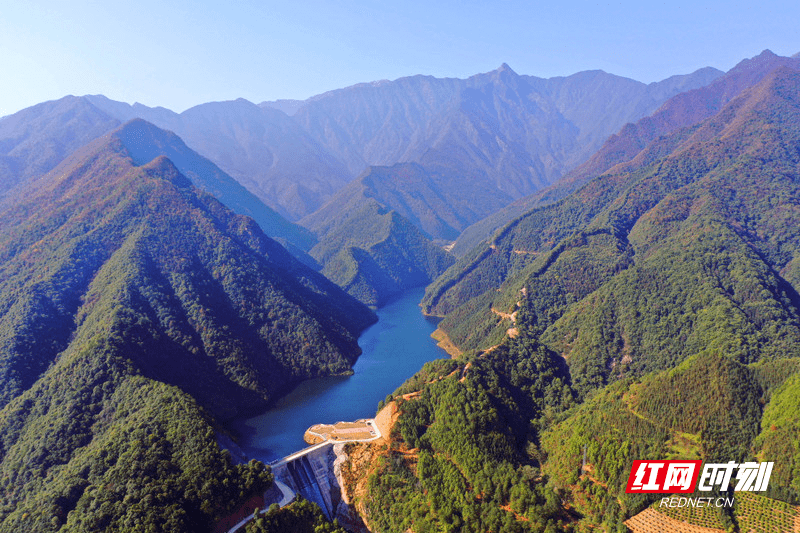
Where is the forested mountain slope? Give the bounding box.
[451,50,800,256]
[424,65,800,362]
[0,128,374,531]
[0,96,120,197]
[299,163,457,306]
[0,102,315,253]
[538,353,800,529]
[351,67,800,533]
[86,96,351,220]
[112,118,316,252]
[355,348,800,531]
[295,64,720,228]
[307,197,454,306]
[357,341,575,532]
[0,124,374,413]
[352,349,800,531]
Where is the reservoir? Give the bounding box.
[233,287,447,462]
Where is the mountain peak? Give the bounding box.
[116,117,162,136]
[475,62,521,85]
[140,154,192,188]
[495,62,518,76]
[724,49,800,82]
[112,118,180,166]
[734,49,780,68]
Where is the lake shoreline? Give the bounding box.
[230,287,449,462]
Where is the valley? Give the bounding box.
[231,288,446,462]
[1,49,800,533]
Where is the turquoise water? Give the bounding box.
[232,288,447,462]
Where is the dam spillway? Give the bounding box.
[271,444,337,519]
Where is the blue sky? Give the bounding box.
[1,1,798,117]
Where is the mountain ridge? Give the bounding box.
[0,126,380,530]
[347,62,800,533]
[294,63,722,219]
[0,100,317,255]
[450,50,799,256]
[2,62,724,229]
[425,65,800,376]
[308,198,455,306]
[0,125,375,413]
[112,118,317,252]
[85,95,352,220]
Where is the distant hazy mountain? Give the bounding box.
[85,64,720,227]
[0,97,315,254]
[0,129,374,530]
[302,162,510,241]
[564,49,800,190]
[85,95,352,220]
[520,66,723,170]
[451,50,799,256]
[112,118,317,252]
[0,96,120,196]
[259,98,306,116]
[293,64,721,231]
[290,63,724,301]
[1,63,723,235]
[292,75,463,177]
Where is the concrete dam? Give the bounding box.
[272,445,338,519]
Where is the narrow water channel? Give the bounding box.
[232,287,447,462]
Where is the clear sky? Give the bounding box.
[1,1,798,117]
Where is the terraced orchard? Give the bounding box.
[651,501,728,531]
[626,493,800,533]
[625,508,725,533]
[734,493,799,533]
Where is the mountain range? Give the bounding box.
[0,97,455,308]
[451,49,800,256]
[350,58,800,532]
[0,99,315,254]
[427,51,800,317]
[0,62,723,308]
[84,95,353,221]
[0,123,376,530]
[292,64,721,231]
[2,50,800,532]
[1,63,722,229]
[425,60,800,362]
